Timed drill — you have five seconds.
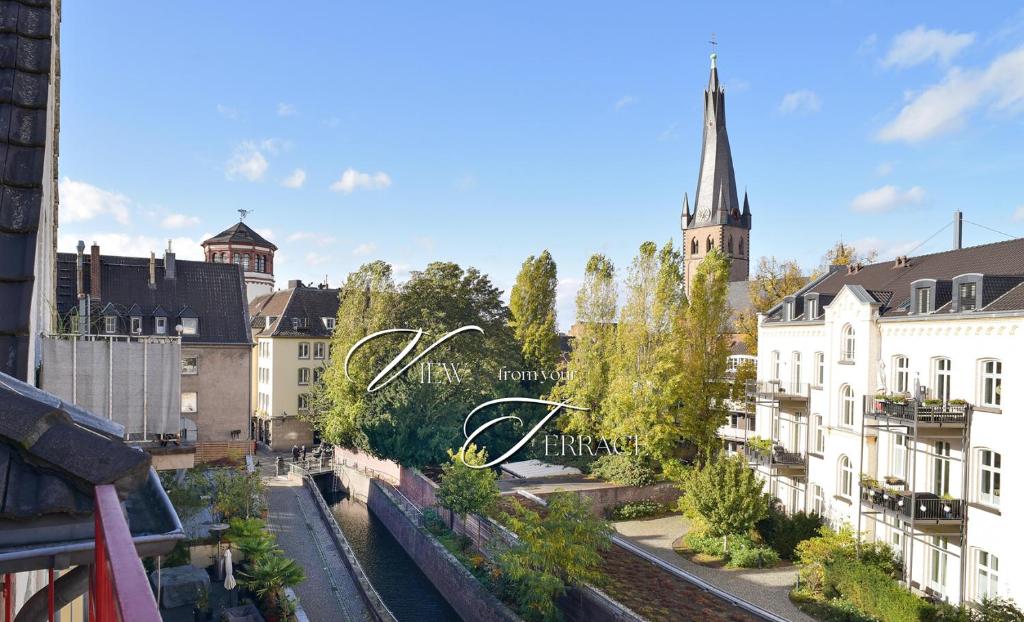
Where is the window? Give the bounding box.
[728,235,734,254]
[814,352,825,386]
[980,360,1002,407]
[838,456,853,498]
[807,298,818,320]
[930,537,949,596]
[104,316,117,334]
[156,316,167,335]
[770,350,780,381]
[298,368,310,385]
[322,317,336,331]
[933,358,951,402]
[812,485,825,515]
[314,342,326,359]
[978,449,1001,507]
[181,356,199,375]
[813,414,825,453]
[690,237,698,255]
[180,317,198,335]
[241,254,250,271]
[791,352,802,386]
[313,367,324,384]
[841,324,855,360]
[256,255,266,273]
[959,282,977,311]
[128,316,141,335]
[298,342,310,359]
[738,237,744,256]
[233,254,241,265]
[892,434,908,479]
[840,385,855,427]
[706,236,713,252]
[894,356,909,393]
[181,392,197,413]
[933,441,951,496]
[298,394,310,411]
[976,550,1000,600]
[69,314,80,334]
[916,287,932,314]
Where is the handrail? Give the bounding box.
[93,485,161,622]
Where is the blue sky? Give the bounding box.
[58,2,1024,327]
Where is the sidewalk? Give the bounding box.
[613,515,815,622]
[263,471,373,622]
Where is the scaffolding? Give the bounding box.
[856,395,972,602]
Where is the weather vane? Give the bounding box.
[238,208,253,221]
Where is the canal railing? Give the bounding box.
[302,473,398,622]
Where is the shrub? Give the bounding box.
[795,525,900,593]
[678,454,770,537]
[609,500,668,521]
[683,532,778,568]
[591,453,657,487]
[422,508,447,535]
[826,557,927,622]
[756,506,823,560]
[976,597,1024,622]
[728,543,780,568]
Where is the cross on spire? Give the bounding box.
[709,32,718,53]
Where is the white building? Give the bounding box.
[742,237,1023,606]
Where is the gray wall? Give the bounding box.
[182,344,251,442]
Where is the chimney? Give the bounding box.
[953,211,963,250]
[75,241,85,299]
[90,242,101,302]
[288,279,303,289]
[149,251,156,287]
[164,240,176,280]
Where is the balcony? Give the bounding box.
[744,443,806,474]
[865,396,970,428]
[746,380,808,402]
[861,486,964,526]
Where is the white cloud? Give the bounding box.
[329,168,392,194]
[277,102,297,117]
[161,213,200,229]
[287,231,336,246]
[849,236,923,261]
[850,185,926,213]
[857,33,878,56]
[304,252,331,267]
[282,169,306,189]
[352,243,377,256]
[882,26,975,69]
[225,142,269,181]
[59,178,131,225]
[1013,205,1024,221]
[216,104,239,120]
[58,233,205,261]
[778,89,821,114]
[453,175,477,191]
[878,46,1024,142]
[614,95,637,111]
[875,162,894,177]
[255,228,275,242]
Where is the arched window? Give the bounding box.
[840,384,855,427]
[738,237,745,257]
[979,359,1002,407]
[728,235,734,254]
[241,254,251,271]
[706,236,713,252]
[791,351,802,386]
[933,357,952,402]
[893,355,910,393]
[690,237,699,256]
[256,255,266,273]
[770,350,780,381]
[841,324,856,360]
[838,455,853,498]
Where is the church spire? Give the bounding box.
[680,192,691,229]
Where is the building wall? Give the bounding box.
[181,344,251,443]
[254,336,329,450]
[683,224,749,295]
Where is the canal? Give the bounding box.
[315,477,462,622]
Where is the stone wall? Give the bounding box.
[335,463,372,502]
[560,586,647,622]
[533,482,681,517]
[335,446,401,482]
[366,480,521,622]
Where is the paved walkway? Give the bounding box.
[613,515,815,622]
[263,469,373,622]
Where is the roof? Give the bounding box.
[765,238,1024,321]
[202,221,277,251]
[0,0,56,381]
[55,252,252,345]
[250,285,339,338]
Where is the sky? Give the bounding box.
[58,2,1024,328]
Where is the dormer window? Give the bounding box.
[783,298,794,321]
[916,287,931,313]
[180,318,198,335]
[322,317,336,331]
[806,297,818,320]
[910,279,937,315]
[104,316,117,334]
[959,282,977,311]
[266,316,276,329]
[130,316,142,335]
[155,316,168,335]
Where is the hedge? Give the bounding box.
[827,557,930,622]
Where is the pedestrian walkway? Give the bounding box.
[264,471,374,622]
[613,515,815,622]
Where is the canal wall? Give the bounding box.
[560,586,646,622]
[366,479,522,622]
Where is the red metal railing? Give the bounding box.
[90,484,161,622]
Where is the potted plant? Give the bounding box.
[884,475,905,486]
[193,587,210,622]
[240,553,305,622]
[948,398,968,407]
[859,473,879,491]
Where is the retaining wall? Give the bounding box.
[533,481,681,517]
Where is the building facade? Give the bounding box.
[250,281,339,451]
[202,219,277,302]
[742,238,1024,605]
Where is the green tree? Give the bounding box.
[669,248,733,455]
[549,254,617,435]
[679,454,770,537]
[602,241,686,466]
[499,493,613,622]
[737,256,805,355]
[436,444,500,530]
[509,250,560,392]
[815,240,878,277]
[211,468,265,520]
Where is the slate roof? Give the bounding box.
[202,221,277,251]
[765,238,1024,321]
[250,285,339,338]
[0,0,56,381]
[55,252,252,345]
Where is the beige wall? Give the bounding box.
[181,344,251,442]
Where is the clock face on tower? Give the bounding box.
[696,206,712,221]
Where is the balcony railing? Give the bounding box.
[91,485,161,622]
[744,445,806,469]
[746,380,809,401]
[861,487,964,523]
[865,396,970,426]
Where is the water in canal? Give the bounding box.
[316,477,462,622]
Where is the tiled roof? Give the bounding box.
[202,221,277,250]
[766,238,1024,321]
[55,252,252,345]
[0,0,55,380]
[250,285,339,338]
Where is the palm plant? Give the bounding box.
[241,554,306,616]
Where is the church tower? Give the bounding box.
[681,53,751,297]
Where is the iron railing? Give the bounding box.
[865,397,970,426]
[745,380,809,400]
[861,487,964,522]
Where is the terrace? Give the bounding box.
[860,486,964,526]
[864,396,970,428]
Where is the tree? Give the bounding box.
[436,444,500,531]
[737,256,805,355]
[669,248,733,455]
[679,454,770,537]
[816,240,878,277]
[210,468,265,520]
[549,254,617,435]
[498,493,612,622]
[240,553,306,617]
[602,241,686,466]
[509,250,560,393]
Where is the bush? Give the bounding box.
[678,454,770,537]
[422,508,447,535]
[756,506,823,560]
[683,532,778,568]
[609,500,668,521]
[591,453,657,487]
[795,525,900,594]
[827,557,927,622]
[728,543,780,568]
